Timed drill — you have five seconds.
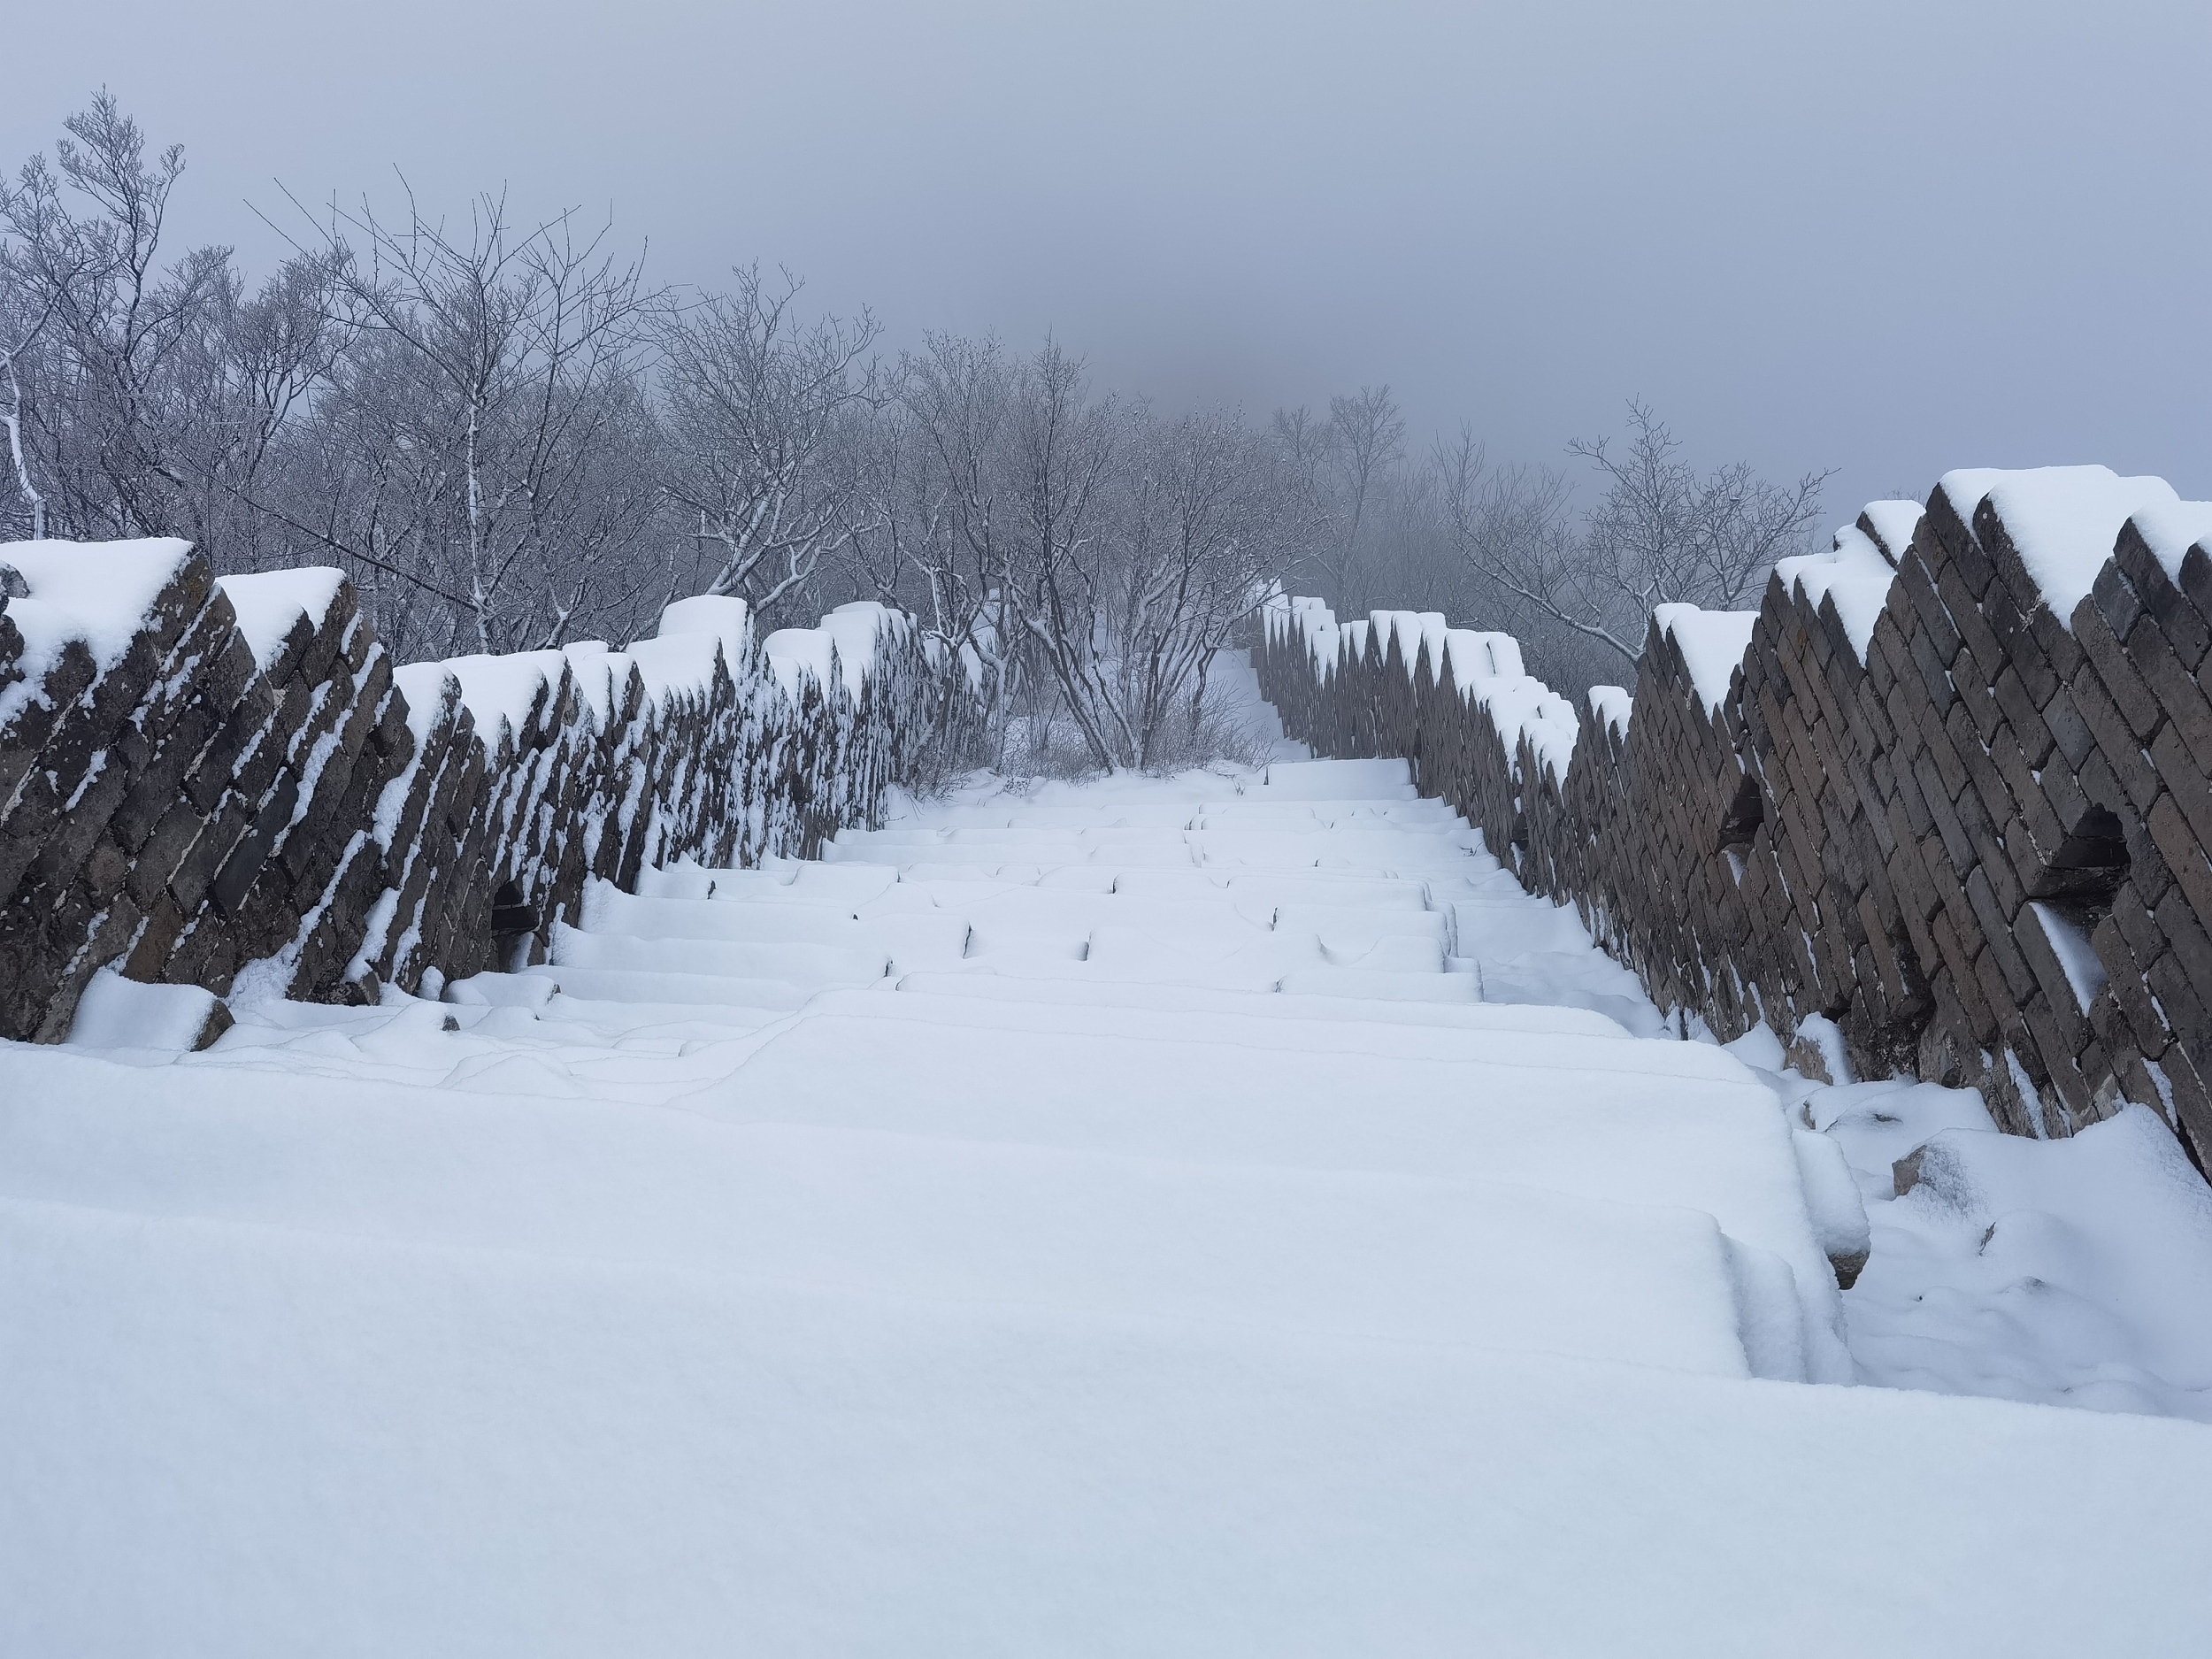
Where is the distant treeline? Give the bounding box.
[2,95,1831,765]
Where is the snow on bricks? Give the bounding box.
[1257,465,2212,1172]
[0,539,988,1043]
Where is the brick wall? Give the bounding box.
[0,540,988,1042]
[1257,468,2212,1170]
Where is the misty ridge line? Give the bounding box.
[2,94,1834,772]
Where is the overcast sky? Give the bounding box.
[9,0,2208,525]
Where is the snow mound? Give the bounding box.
[657,593,752,660]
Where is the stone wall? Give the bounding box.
[1258,467,2212,1171]
[0,539,988,1042]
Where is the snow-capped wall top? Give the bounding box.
[561,642,638,729]
[2126,499,2212,586]
[657,595,752,662]
[442,650,570,746]
[1774,521,1900,664]
[1442,630,1525,684]
[1370,610,1448,678]
[389,662,460,742]
[0,536,198,727]
[1654,604,1756,718]
[1857,500,1923,564]
[1587,685,1632,741]
[1301,613,1341,670]
[1939,465,2185,630]
[762,627,835,699]
[1476,676,1580,782]
[821,602,909,695]
[215,568,349,672]
[625,633,724,707]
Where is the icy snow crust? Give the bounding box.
[7,661,2212,1650]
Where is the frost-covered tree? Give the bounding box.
[1270,384,1407,613]
[1440,401,1829,675]
[2,96,1834,719]
[657,266,882,622]
[273,185,665,654]
[0,93,227,545]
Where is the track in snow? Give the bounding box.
[4,757,2212,1655]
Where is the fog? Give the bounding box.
[7,0,2208,523]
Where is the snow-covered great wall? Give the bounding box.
[0,539,987,1043]
[1259,465,2212,1172]
[5,527,2212,1647]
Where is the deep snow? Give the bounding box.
[6,651,2212,1655]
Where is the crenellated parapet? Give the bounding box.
[0,540,990,1043]
[1258,466,2212,1170]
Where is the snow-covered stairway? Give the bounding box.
[4,758,2211,1655]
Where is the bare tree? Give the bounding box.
[265,183,664,653]
[832,381,959,624]
[1570,399,1830,619]
[1442,402,1829,672]
[1433,426,1600,648]
[0,93,230,543]
[657,265,881,621]
[1275,384,1406,611]
[159,250,357,572]
[0,283,53,539]
[995,339,1128,769]
[1114,408,1280,764]
[898,331,1020,733]
[5,96,1843,733]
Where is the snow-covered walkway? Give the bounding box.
[5,750,2212,1653]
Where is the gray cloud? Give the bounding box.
[7,0,2208,524]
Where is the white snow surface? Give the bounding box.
[7,682,2212,1651]
[761,625,835,696]
[560,641,634,727]
[822,600,906,691]
[1471,675,1579,780]
[1443,627,1524,681]
[1370,608,1448,676]
[656,592,751,659]
[623,630,722,705]
[1802,1079,2212,1424]
[757,603,904,700]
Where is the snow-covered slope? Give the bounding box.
[6,753,2212,1654]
